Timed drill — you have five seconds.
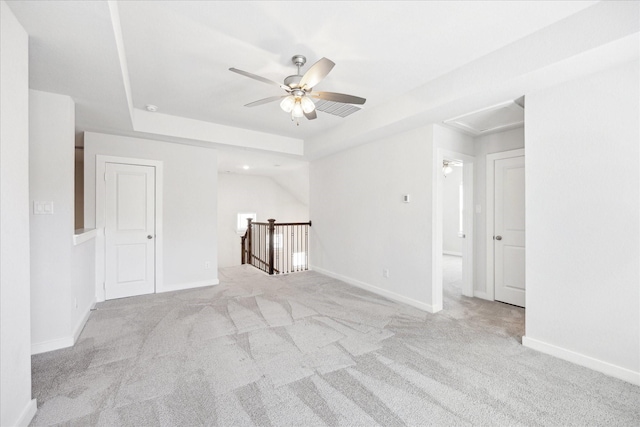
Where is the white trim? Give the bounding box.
[434,149,475,308]
[311,266,440,313]
[156,279,219,294]
[95,155,163,301]
[443,251,462,257]
[485,148,525,301]
[106,1,134,122]
[523,336,640,386]
[73,228,97,246]
[14,399,37,427]
[462,161,474,297]
[31,336,74,355]
[73,299,96,343]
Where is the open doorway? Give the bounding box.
[442,158,465,305]
[432,148,474,312]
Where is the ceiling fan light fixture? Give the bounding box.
[291,100,304,118]
[300,96,315,114]
[230,54,366,124]
[280,95,296,113]
[443,161,453,175]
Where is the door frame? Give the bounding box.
[486,148,524,301]
[433,148,474,312]
[95,155,163,302]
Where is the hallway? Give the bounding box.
[442,254,524,338]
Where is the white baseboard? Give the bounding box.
[310,265,438,313]
[31,335,74,355]
[32,299,95,355]
[430,302,443,313]
[443,251,462,257]
[14,398,37,427]
[473,290,492,301]
[157,279,219,294]
[73,299,96,343]
[522,336,640,386]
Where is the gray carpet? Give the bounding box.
[30,256,639,426]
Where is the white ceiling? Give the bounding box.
[115,0,593,139]
[9,0,637,172]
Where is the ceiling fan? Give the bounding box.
[443,160,463,176]
[229,55,366,125]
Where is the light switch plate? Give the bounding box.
[34,201,54,215]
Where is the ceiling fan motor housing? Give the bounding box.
[229,53,365,122]
[291,55,306,67]
[285,55,307,88]
[284,74,302,88]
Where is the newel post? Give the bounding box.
[241,235,246,264]
[267,219,276,275]
[246,218,253,266]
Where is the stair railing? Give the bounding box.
[241,218,311,275]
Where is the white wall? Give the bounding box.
[29,90,76,351]
[473,127,525,294]
[29,90,95,355]
[0,2,37,425]
[84,132,218,295]
[217,172,309,268]
[271,166,310,208]
[433,125,475,158]
[71,237,95,338]
[311,125,435,311]
[443,165,463,255]
[524,60,639,384]
[310,124,475,313]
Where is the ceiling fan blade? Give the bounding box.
[244,96,285,108]
[299,58,335,89]
[229,67,289,90]
[309,91,366,105]
[304,110,317,120]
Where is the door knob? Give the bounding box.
[147,235,153,239]
[495,235,502,241]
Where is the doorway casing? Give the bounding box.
[485,148,525,302]
[95,155,163,302]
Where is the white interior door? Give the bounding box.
[105,163,156,300]
[494,156,525,307]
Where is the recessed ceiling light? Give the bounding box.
[145,104,158,112]
[242,165,250,170]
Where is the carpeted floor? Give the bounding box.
[30,256,639,426]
